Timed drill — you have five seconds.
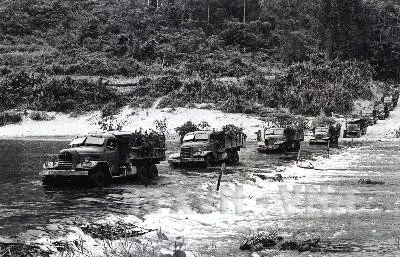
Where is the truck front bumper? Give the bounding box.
[309,139,329,144]
[168,157,206,166]
[39,169,89,176]
[257,145,280,152]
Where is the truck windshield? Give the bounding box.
[315,127,329,133]
[69,137,86,147]
[265,128,284,135]
[183,133,209,142]
[84,136,105,146]
[348,124,360,130]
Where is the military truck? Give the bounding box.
[362,108,378,126]
[343,118,368,138]
[309,125,341,144]
[392,90,399,107]
[384,96,394,112]
[257,127,304,153]
[40,131,166,187]
[375,103,385,120]
[168,130,245,167]
[309,115,341,145]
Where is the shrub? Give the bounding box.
[101,102,120,118]
[0,111,23,126]
[240,230,322,252]
[0,71,124,114]
[175,121,199,143]
[29,111,54,121]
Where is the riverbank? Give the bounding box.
[0,107,264,140]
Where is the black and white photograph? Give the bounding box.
[0,0,400,256]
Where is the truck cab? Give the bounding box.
[168,130,244,167]
[310,127,330,143]
[40,131,166,187]
[343,118,367,138]
[362,108,377,125]
[375,103,385,120]
[384,96,394,111]
[257,127,303,153]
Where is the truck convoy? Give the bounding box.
[168,130,245,167]
[40,131,166,187]
[257,127,304,152]
[343,118,368,138]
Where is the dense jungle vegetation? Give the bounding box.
[0,0,399,116]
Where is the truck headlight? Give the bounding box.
[169,153,180,159]
[43,161,58,169]
[77,161,97,169]
[193,147,207,156]
[198,147,207,152]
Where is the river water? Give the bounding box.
[1,115,400,256]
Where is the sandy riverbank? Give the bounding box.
[0,107,264,140]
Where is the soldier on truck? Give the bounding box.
[168,129,245,167]
[40,131,166,187]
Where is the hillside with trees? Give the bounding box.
[0,0,399,117]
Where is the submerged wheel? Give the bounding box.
[42,176,56,186]
[295,141,301,151]
[89,169,105,188]
[231,151,239,164]
[146,164,158,179]
[280,143,288,153]
[136,166,146,180]
[150,164,159,177]
[204,155,214,167]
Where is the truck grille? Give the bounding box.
[181,147,192,158]
[265,138,278,146]
[58,152,74,169]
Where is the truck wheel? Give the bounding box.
[42,176,55,186]
[147,164,158,179]
[232,151,239,164]
[280,144,287,153]
[204,155,214,167]
[89,169,105,188]
[136,166,146,181]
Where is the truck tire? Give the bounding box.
[42,176,56,186]
[295,141,301,151]
[228,150,239,164]
[280,143,287,153]
[89,169,105,188]
[204,155,214,168]
[136,166,146,181]
[146,164,158,179]
[232,151,239,164]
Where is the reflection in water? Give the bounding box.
[0,139,399,256]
